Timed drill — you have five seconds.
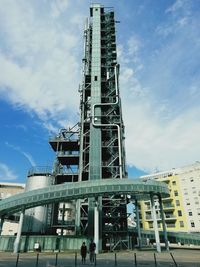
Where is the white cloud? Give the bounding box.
[0,0,81,128]
[119,7,200,173]
[0,163,18,180]
[166,0,184,13]
[0,0,200,175]
[5,142,36,166]
[123,100,200,172]
[50,0,70,18]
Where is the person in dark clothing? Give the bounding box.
[80,242,87,264]
[89,239,96,263]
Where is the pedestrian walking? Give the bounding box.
[89,239,96,263]
[80,242,87,264]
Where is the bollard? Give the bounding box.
[134,252,137,267]
[36,253,39,267]
[15,253,19,267]
[75,251,77,266]
[154,253,157,267]
[134,252,137,266]
[55,252,58,266]
[94,253,97,266]
[170,252,178,267]
[115,253,117,266]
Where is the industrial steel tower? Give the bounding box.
[49,4,128,250]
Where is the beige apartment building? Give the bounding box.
[0,182,25,235]
[140,162,200,233]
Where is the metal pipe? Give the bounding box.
[170,252,178,267]
[14,209,25,253]
[94,199,99,254]
[92,64,123,178]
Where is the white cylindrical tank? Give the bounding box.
[23,173,52,234]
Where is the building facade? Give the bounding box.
[140,162,200,233]
[0,182,25,235]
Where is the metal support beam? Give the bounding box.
[158,194,169,251]
[0,216,4,235]
[61,203,65,236]
[14,209,25,253]
[135,199,142,248]
[94,199,99,254]
[75,199,81,235]
[150,194,161,253]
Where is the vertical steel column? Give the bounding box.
[61,203,65,236]
[88,4,102,243]
[14,209,25,253]
[75,199,81,235]
[150,194,161,253]
[0,216,4,235]
[94,199,99,254]
[158,194,169,251]
[135,200,142,248]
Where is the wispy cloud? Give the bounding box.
[119,0,200,172]
[0,0,200,174]
[5,142,36,166]
[0,162,18,180]
[0,0,81,129]
[166,0,185,14]
[50,0,70,18]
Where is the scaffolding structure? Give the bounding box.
[49,4,128,250]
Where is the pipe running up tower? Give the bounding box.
[49,4,128,251]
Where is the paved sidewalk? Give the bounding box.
[0,249,200,267]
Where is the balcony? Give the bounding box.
[57,152,79,165]
[49,138,79,152]
[145,214,176,221]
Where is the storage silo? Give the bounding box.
[23,167,53,234]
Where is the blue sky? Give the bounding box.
[0,0,200,183]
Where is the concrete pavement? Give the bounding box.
[0,249,200,267]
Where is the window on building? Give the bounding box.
[191,222,195,227]
[179,221,184,227]
[149,223,153,229]
[174,190,178,196]
[178,210,182,216]
[186,202,191,206]
[189,211,193,216]
[172,181,176,185]
[94,76,98,81]
[166,223,176,228]
[176,200,180,206]
[190,178,194,182]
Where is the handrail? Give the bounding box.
[0,179,169,216]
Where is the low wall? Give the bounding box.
[0,235,89,252]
